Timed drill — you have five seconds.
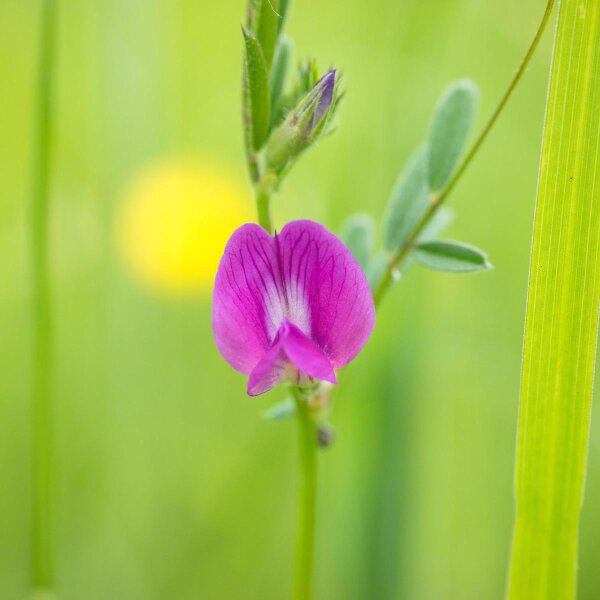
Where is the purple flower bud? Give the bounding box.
[265,70,339,171]
[212,220,375,396]
[302,70,336,136]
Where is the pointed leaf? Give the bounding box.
[415,240,491,273]
[278,0,291,32]
[243,29,271,151]
[426,80,478,193]
[256,0,280,71]
[383,149,430,252]
[340,214,376,272]
[270,36,293,126]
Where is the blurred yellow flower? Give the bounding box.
[116,158,252,297]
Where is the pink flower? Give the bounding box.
[212,220,376,395]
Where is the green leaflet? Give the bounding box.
[415,240,491,273]
[340,213,376,272]
[242,29,271,151]
[426,80,478,193]
[383,149,430,252]
[507,1,600,598]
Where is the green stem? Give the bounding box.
[293,395,317,600]
[31,0,57,593]
[373,0,556,307]
[256,185,274,234]
[254,172,277,234]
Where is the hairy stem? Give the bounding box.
[373,0,556,307]
[293,394,317,600]
[31,0,57,592]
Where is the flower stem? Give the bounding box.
[293,394,318,600]
[256,185,274,234]
[373,0,556,307]
[254,172,277,234]
[31,0,57,593]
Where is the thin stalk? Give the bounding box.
[256,185,274,234]
[293,395,318,600]
[373,0,556,307]
[254,172,277,234]
[31,0,57,593]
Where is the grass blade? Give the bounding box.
[31,0,57,594]
[507,1,600,598]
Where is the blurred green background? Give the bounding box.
[2,0,599,598]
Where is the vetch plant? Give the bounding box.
[212,221,375,397]
[211,1,562,598]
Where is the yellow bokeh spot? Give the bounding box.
[116,158,252,297]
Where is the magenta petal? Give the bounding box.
[277,220,375,368]
[247,320,336,396]
[247,331,287,396]
[212,223,285,375]
[280,320,336,384]
[213,219,375,395]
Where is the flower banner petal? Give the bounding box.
[213,223,285,374]
[276,220,375,368]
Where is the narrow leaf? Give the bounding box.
[508,2,600,598]
[415,240,491,273]
[340,214,376,272]
[270,36,292,126]
[256,0,280,71]
[426,79,478,193]
[243,29,271,151]
[278,0,291,32]
[383,149,430,252]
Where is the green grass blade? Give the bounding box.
[31,0,57,593]
[508,1,600,598]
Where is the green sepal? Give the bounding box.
[263,397,297,421]
[265,69,337,173]
[415,240,491,273]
